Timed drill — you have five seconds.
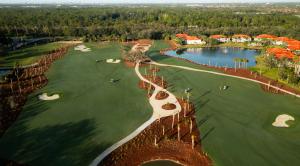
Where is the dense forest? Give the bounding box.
[0,6,299,42]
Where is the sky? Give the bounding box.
[0,0,299,4]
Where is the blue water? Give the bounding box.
[164,47,260,68]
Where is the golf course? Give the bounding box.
[1,40,300,166]
[0,42,152,165]
[146,41,300,166]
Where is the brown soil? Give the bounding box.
[142,75,167,89]
[136,39,152,45]
[124,60,136,68]
[155,91,169,100]
[148,67,160,73]
[166,40,179,49]
[162,103,176,110]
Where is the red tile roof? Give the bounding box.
[185,36,200,40]
[210,35,226,39]
[176,33,188,38]
[275,37,293,42]
[176,33,200,40]
[288,44,300,51]
[232,34,251,38]
[256,34,277,39]
[267,48,295,59]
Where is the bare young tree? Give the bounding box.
[172,113,175,130]
[191,135,195,149]
[190,118,193,134]
[177,124,181,141]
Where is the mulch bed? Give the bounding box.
[162,103,176,110]
[155,91,169,100]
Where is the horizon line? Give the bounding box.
[1,2,300,5]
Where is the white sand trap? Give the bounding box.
[106,59,121,63]
[74,45,91,52]
[38,93,60,101]
[272,114,295,127]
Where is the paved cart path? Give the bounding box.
[90,61,181,166]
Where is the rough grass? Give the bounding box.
[0,42,152,166]
[0,42,66,67]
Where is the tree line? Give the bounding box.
[0,7,299,42]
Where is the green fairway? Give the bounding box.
[0,42,66,67]
[0,43,152,165]
[146,41,300,166]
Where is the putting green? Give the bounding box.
[0,42,152,165]
[147,41,300,166]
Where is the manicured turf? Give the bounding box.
[0,43,152,165]
[147,40,300,166]
[0,42,66,67]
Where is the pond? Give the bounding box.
[142,160,182,166]
[164,47,260,68]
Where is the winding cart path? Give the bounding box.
[90,61,181,166]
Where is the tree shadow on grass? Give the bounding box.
[0,119,109,166]
[200,127,215,143]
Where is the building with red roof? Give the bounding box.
[176,33,206,45]
[286,40,300,52]
[267,48,295,59]
[254,34,280,45]
[210,35,230,43]
[231,34,251,43]
[254,34,277,41]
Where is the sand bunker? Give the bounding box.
[74,45,91,52]
[38,93,60,101]
[106,59,121,63]
[272,114,295,127]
